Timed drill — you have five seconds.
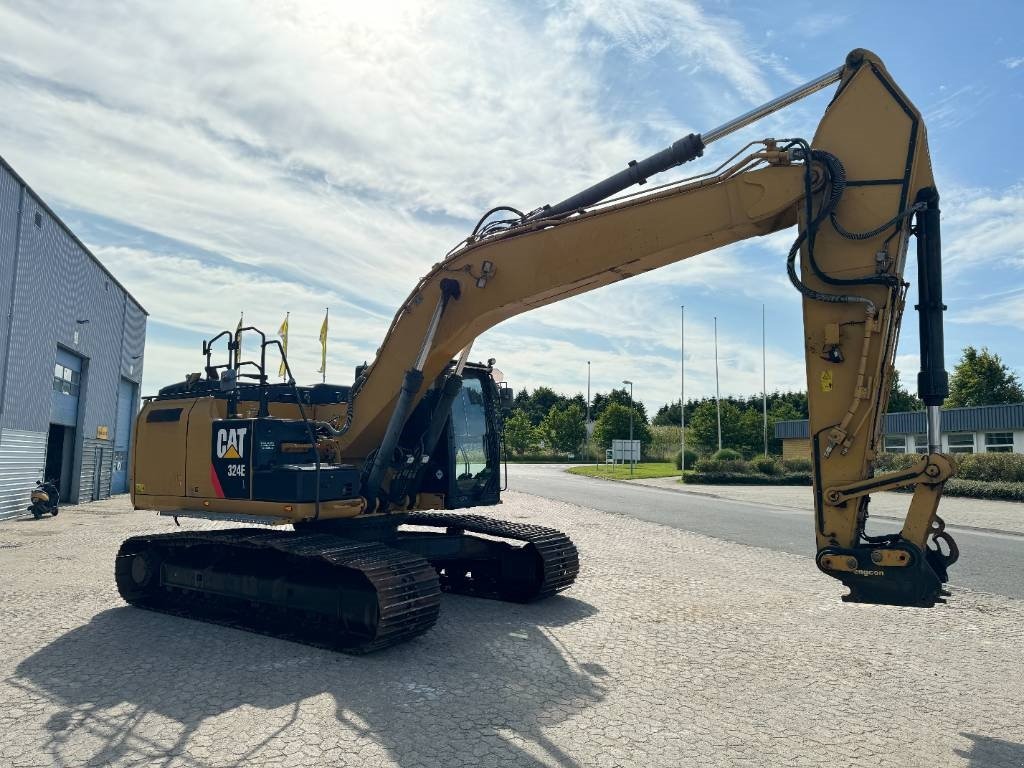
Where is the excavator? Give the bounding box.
[118,48,959,652]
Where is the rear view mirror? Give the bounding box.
[499,387,514,413]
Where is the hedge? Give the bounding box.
[694,457,750,474]
[955,453,1024,482]
[942,478,1024,502]
[873,452,1024,483]
[711,448,743,461]
[688,472,812,486]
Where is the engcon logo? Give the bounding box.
[216,427,248,460]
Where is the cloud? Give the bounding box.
[9,1,1007,418]
[553,0,778,101]
[1004,56,1024,69]
[941,184,1024,273]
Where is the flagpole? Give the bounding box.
[680,305,685,473]
[323,307,329,383]
[279,311,290,381]
[714,315,722,453]
[236,311,244,368]
[762,303,768,456]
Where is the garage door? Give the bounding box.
[111,378,137,494]
[51,348,83,427]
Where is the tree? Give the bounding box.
[591,387,648,423]
[502,410,539,455]
[593,403,652,451]
[886,369,922,413]
[653,401,682,427]
[945,346,1024,408]
[519,386,563,425]
[539,403,587,454]
[686,400,759,456]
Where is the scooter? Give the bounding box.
[28,479,60,519]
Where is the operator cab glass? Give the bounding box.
[450,375,496,501]
[436,367,500,508]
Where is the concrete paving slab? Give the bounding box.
[1,494,1021,767]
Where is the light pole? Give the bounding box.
[587,360,593,467]
[622,379,634,476]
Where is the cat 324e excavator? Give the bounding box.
[118,48,959,652]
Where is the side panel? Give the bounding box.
[0,428,46,519]
[133,399,196,501]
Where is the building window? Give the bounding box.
[947,433,975,454]
[52,364,80,397]
[34,211,42,228]
[884,435,907,454]
[913,434,929,454]
[985,432,1014,453]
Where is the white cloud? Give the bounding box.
[8,1,1011,420]
[941,184,1024,273]
[1004,56,1024,69]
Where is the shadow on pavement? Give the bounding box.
[14,594,603,767]
[955,733,1024,767]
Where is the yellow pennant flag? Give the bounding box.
[278,312,289,379]
[317,308,329,377]
[235,312,244,362]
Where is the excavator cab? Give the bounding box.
[402,362,504,510]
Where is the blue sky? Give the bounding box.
[1,1,1022,415]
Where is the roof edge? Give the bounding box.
[0,153,149,316]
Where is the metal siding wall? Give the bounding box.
[0,165,21,408]
[80,436,113,501]
[121,298,146,383]
[0,428,46,519]
[0,179,145,503]
[774,420,810,439]
[883,412,925,435]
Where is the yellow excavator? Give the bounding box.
[119,48,958,652]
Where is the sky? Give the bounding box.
[1,1,1022,417]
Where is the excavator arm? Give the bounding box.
[342,48,957,606]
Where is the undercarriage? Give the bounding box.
[115,514,579,653]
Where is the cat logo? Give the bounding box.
[216,427,248,460]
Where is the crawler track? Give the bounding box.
[402,512,579,602]
[115,528,441,653]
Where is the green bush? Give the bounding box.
[712,448,743,461]
[782,457,812,473]
[872,452,921,473]
[688,472,811,486]
[943,478,1024,502]
[750,455,780,475]
[954,453,1024,483]
[694,457,750,474]
[674,448,699,470]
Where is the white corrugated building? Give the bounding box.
[776,403,1024,460]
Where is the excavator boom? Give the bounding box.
[123,48,957,653]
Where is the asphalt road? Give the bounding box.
[507,463,1024,601]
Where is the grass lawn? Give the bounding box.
[567,462,680,480]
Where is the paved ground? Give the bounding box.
[2,494,1023,767]
[509,464,1024,600]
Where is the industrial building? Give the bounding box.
[0,155,146,518]
[776,403,1024,459]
